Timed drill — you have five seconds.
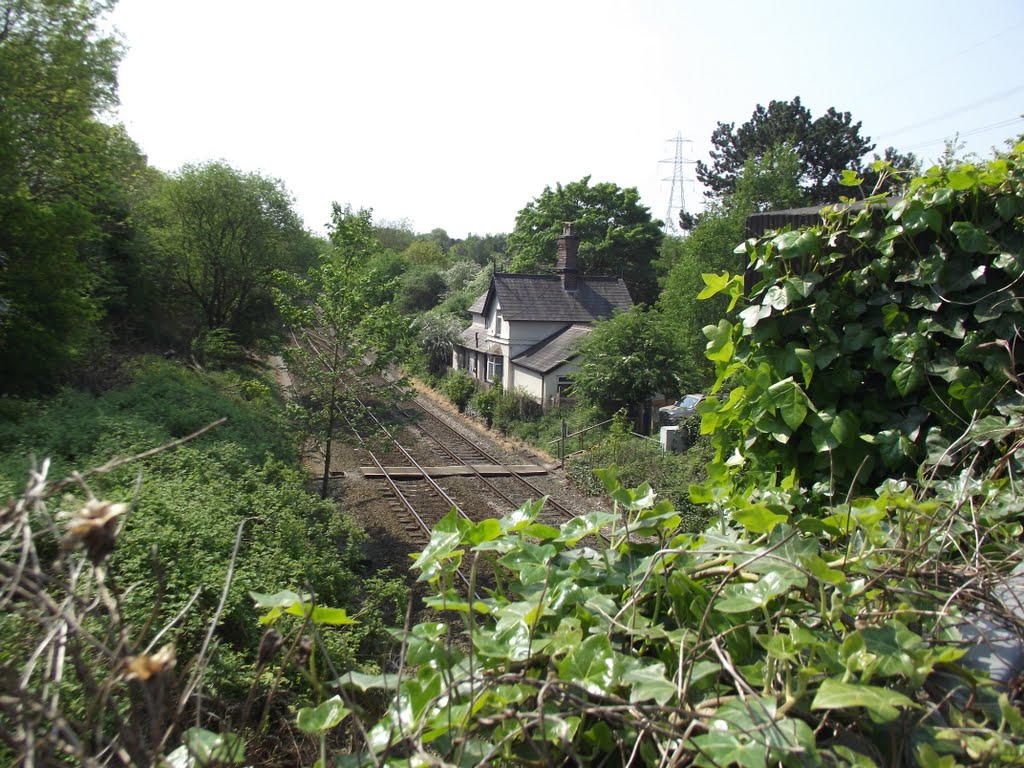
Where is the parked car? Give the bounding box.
[658,394,705,427]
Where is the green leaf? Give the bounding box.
[557,635,619,696]
[811,678,916,722]
[500,498,545,532]
[182,728,245,766]
[840,169,864,187]
[950,220,992,253]
[731,504,788,535]
[283,604,357,625]
[716,569,803,613]
[947,170,976,190]
[623,660,677,705]
[297,695,351,733]
[335,670,396,691]
[556,511,618,545]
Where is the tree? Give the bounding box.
[402,238,448,267]
[394,264,446,314]
[147,161,313,342]
[697,96,881,205]
[448,233,507,267]
[507,177,664,305]
[659,145,807,388]
[274,204,409,498]
[0,0,135,391]
[570,307,681,414]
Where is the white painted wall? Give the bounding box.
[511,366,543,400]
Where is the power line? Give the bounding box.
[879,83,1024,140]
[901,115,1024,152]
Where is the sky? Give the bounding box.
[109,0,1024,239]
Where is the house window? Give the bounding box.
[557,376,573,398]
[495,314,503,337]
[487,354,504,384]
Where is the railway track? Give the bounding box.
[287,330,609,572]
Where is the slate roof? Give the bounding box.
[512,324,592,374]
[476,274,632,322]
[458,326,488,352]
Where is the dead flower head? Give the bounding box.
[123,643,177,682]
[62,499,129,563]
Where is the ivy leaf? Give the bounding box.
[623,660,677,705]
[182,728,245,766]
[556,635,620,696]
[500,498,545,532]
[811,678,916,722]
[296,695,350,733]
[715,570,803,613]
[704,320,735,362]
[950,221,993,253]
[892,361,925,396]
[556,511,618,545]
[731,504,788,535]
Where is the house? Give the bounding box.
[452,223,633,407]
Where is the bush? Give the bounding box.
[492,386,542,432]
[439,369,477,412]
[0,357,404,762]
[468,382,501,427]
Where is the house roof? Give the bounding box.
[458,326,487,352]
[512,323,592,374]
[467,291,487,314]
[475,274,632,323]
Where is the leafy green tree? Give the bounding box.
[571,307,681,413]
[394,265,446,315]
[660,145,807,387]
[0,0,141,391]
[413,311,462,377]
[448,233,507,266]
[507,176,664,304]
[697,96,895,204]
[275,205,409,497]
[402,238,448,267]
[373,217,415,252]
[146,162,313,341]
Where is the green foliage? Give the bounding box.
[439,369,477,412]
[507,176,664,304]
[469,382,502,428]
[0,0,152,392]
[275,204,411,497]
[191,327,247,369]
[411,311,461,377]
[567,432,713,529]
[491,386,542,432]
[571,307,682,412]
[145,161,312,342]
[447,232,507,267]
[305,466,1024,766]
[0,357,389,742]
[393,264,447,314]
[402,238,448,267]
[698,145,1024,499]
[697,96,880,204]
[660,145,808,390]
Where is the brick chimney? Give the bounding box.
[555,222,580,292]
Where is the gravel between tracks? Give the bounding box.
[318,379,606,587]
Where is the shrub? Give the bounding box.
[492,386,541,432]
[439,369,477,412]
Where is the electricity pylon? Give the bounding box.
[660,132,696,234]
